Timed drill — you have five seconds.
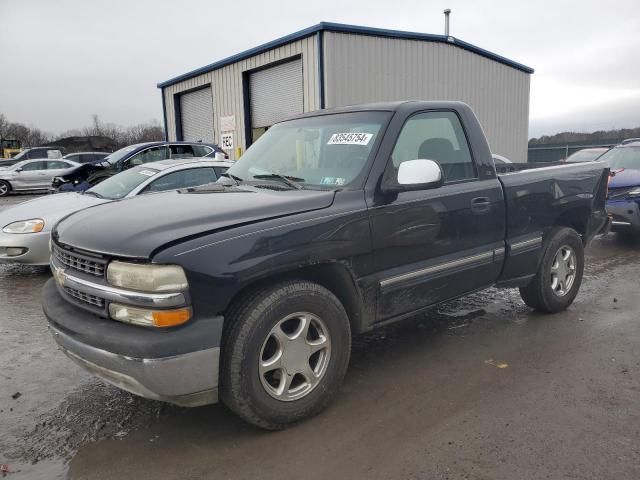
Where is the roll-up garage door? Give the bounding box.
[250,59,303,130]
[180,87,214,142]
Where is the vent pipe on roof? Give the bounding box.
[443,8,451,37]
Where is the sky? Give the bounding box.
[1,0,639,139]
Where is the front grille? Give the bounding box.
[608,187,635,200]
[63,286,105,308]
[54,245,106,277]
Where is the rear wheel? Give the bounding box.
[221,281,351,430]
[0,180,11,197]
[519,227,584,313]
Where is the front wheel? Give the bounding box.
[0,180,11,197]
[220,281,351,430]
[519,227,584,313]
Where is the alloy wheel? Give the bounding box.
[550,245,577,296]
[259,312,331,402]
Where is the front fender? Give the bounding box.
[152,191,372,318]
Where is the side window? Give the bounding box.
[65,155,80,163]
[392,111,475,182]
[144,168,217,193]
[169,145,195,159]
[45,161,70,169]
[192,145,213,157]
[126,146,169,167]
[20,161,45,171]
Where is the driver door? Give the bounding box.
[369,110,505,322]
[13,161,47,189]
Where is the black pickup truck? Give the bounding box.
[42,101,610,429]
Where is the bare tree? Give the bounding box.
[0,112,164,151]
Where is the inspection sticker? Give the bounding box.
[327,133,373,146]
[320,177,346,186]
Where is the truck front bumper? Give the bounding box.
[606,200,640,232]
[42,278,222,407]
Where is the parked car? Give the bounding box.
[42,101,610,430]
[62,152,110,164]
[565,147,610,163]
[10,146,66,160]
[491,154,519,173]
[50,141,228,192]
[1,147,66,169]
[0,158,232,265]
[599,139,640,233]
[0,159,81,196]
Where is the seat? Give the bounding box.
[418,138,455,164]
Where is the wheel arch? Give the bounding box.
[552,206,591,242]
[0,179,12,195]
[223,261,366,335]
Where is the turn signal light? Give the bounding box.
[109,303,192,328]
[152,308,192,327]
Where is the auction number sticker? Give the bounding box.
[327,133,373,146]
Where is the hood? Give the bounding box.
[0,193,109,232]
[609,169,640,189]
[54,187,336,258]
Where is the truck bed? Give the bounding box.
[496,161,610,286]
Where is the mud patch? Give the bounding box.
[6,379,184,464]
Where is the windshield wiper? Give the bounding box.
[220,172,243,185]
[83,190,105,199]
[253,173,304,190]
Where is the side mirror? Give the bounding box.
[15,167,22,173]
[383,159,443,193]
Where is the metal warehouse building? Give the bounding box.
[158,22,533,162]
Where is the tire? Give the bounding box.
[0,180,11,197]
[220,281,351,430]
[519,227,584,313]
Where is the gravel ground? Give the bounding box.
[0,194,638,479]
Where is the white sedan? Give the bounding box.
[0,158,232,265]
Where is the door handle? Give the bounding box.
[471,197,491,213]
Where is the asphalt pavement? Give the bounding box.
[0,194,638,479]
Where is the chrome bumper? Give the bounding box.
[606,201,640,232]
[50,323,219,407]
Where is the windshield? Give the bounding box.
[225,112,390,189]
[566,149,607,163]
[11,150,30,161]
[87,166,159,199]
[103,145,141,166]
[598,147,640,170]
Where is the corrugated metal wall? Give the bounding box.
[163,36,319,160]
[323,32,530,162]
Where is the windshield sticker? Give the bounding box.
[320,177,346,186]
[327,133,373,146]
[138,170,156,177]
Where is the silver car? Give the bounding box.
[0,159,81,196]
[0,158,233,265]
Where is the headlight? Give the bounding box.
[2,219,45,234]
[106,261,188,292]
